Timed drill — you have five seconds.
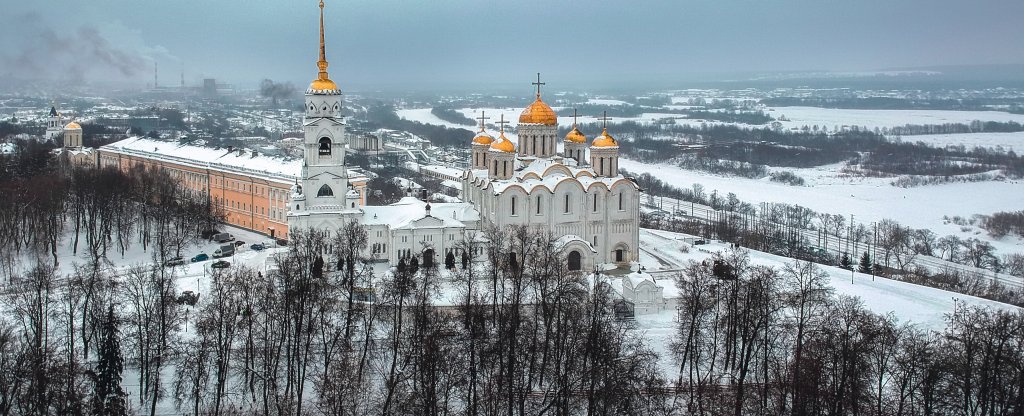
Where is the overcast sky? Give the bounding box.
[1,0,1021,91]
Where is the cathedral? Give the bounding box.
[288,1,640,271]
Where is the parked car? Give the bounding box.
[190,253,209,262]
[200,229,219,240]
[211,260,231,269]
[214,244,235,258]
[164,257,187,267]
[234,240,246,247]
[250,243,266,251]
[213,232,235,243]
[693,239,707,245]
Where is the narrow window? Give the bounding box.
[593,193,598,212]
[536,197,541,214]
[564,194,569,213]
[511,196,517,216]
[618,193,623,210]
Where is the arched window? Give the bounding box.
[317,184,334,197]
[511,196,517,216]
[568,250,582,271]
[318,137,332,155]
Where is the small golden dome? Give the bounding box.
[309,77,338,91]
[565,126,587,143]
[472,131,494,145]
[592,128,618,147]
[490,133,515,153]
[519,98,558,125]
[64,121,82,130]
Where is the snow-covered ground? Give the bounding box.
[892,131,1024,152]
[9,225,279,280]
[620,158,1024,254]
[769,106,1024,131]
[632,228,1019,381]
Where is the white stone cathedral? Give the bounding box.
[289,2,640,271]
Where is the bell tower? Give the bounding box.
[290,1,352,227]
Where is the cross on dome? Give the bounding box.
[532,72,545,99]
[475,111,490,132]
[597,111,613,129]
[495,114,510,134]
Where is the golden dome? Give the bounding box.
[592,128,618,147]
[490,133,515,153]
[565,126,587,143]
[309,78,338,91]
[519,98,558,125]
[472,131,494,145]
[64,121,82,130]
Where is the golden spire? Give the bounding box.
[310,0,338,91]
[317,0,329,80]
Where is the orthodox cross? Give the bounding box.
[572,108,580,127]
[597,111,613,129]
[476,111,490,132]
[532,72,545,98]
[495,114,510,134]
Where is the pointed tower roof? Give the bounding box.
[308,1,339,93]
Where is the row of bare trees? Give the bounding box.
[0,160,221,280]
[675,249,1024,416]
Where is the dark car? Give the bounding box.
[164,257,187,267]
[234,240,246,247]
[211,260,231,269]
[191,253,209,262]
[250,243,266,251]
[693,239,707,245]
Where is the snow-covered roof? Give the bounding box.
[552,234,597,253]
[101,136,301,181]
[100,137,365,185]
[466,154,637,195]
[361,197,477,230]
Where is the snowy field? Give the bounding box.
[892,131,1024,152]
[769,106,1024,130]
[620,158,1024,254]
